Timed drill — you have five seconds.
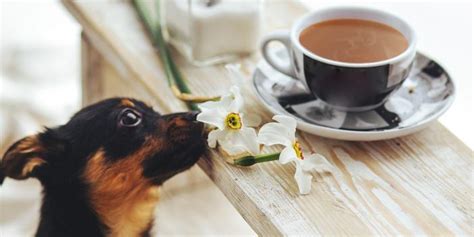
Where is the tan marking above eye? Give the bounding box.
[120,99,135,107]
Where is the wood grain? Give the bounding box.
[64,0,474,235]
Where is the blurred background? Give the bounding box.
[1,1,81,235]
[0,0,472,236]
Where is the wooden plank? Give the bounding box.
[81,33,104,105]
[63,0,474,235]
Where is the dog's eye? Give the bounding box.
[119,109,142,127]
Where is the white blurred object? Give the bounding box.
[162,0,264,65]
[0,1,80,236]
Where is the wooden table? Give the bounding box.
[63,0,473,235]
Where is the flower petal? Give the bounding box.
[220,142,246,155]
[219,128,259,155]
[257,122,293,146]
[198,100,220,110]
[199,88,235,114]
[228,86,243,112]
[279,146,296,164]
[218,132,246,155]
[196,110,225,130]
[273,115,297,131]
[242,113,261,127]
[237,127,260,155]
[301,153,333,172]
[272,115,297,141]
[294,165,313,195]
[207,129,225,148]
[218,93,235,111]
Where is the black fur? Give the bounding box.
[1,98,206,237]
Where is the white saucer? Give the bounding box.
[253,51,455,141]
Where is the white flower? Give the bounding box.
[197,86,260,155]
[257,115,332,195]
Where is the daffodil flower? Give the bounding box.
[197,86,260,155]
[257,115,332,195]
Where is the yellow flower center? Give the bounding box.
[225,113,242,130]
[293,141,304,160]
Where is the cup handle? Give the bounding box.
[261,30,297,78]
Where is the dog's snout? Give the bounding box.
[163,111,204,144]
[162,111,203,132]
[186,111,199,121]
[162,111,198,122]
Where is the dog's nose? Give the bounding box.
[186,111,200,121]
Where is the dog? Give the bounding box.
[0,98,206,237]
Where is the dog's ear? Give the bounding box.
[1,135,50,183]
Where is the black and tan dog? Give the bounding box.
[0,98,206,237]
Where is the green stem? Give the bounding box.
[133,0,198,111]
[155,0,199,111]
[233,152,281,167]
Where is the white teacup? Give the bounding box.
[261,7,417,112]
